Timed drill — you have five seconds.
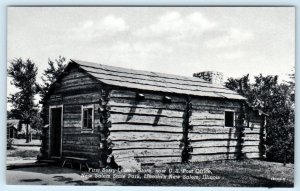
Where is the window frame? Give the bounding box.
[81,104,94,133]
[224,110,235,127]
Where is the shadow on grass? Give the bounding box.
[53,175,97,186]
[53,176,73,182]
[20,178,42,182]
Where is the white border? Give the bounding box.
[2,3,298,191]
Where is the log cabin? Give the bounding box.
[38,59,267,169]
[7,119,20,139]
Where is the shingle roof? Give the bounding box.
[71,59,246,100]
[7,119,20,129]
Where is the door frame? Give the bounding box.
[49,104,63,158]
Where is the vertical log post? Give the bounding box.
[98,87,112,168]
[182,96,193,163]
[259,115,266,159]
[236,103,246,160]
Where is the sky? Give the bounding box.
[6,7,295,109]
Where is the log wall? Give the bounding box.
[188,98,243,162]
[41,68,103,164]
[108,89,186,165]
[243,110,266,159]
[188,98,266,162]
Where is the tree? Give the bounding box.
[225,73,295,164]
[8,58,39,143]
[39,56,67,103]
[30,112,44,139]
[38,56,67,124]
[225,74,255,103]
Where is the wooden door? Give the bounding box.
[50,107,62,157]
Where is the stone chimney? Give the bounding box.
[193,71,223,85]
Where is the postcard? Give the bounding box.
[6,6,295,187]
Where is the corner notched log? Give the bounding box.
[98,87,113,168]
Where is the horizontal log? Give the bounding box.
[58,76,99,90]
[113,148,182,158]
[109,131,183,141]
[111,113,183,127]
[61,76,98,87]
[54,83,101,94]
[191,141,259,152]
[63,131,99,136]
[112,140,181,149]
[63,150,99,157]
[110,106,184,118]
[190,153,238,162]
[188,133,240,140]
[192,146,242,154]
[63,128,81,133]
[64,105,82,113]
[190,126,261,134]
[190,140,239,148]
[191,126,236,134]
[190,119,224,126]
[63,144,99,152]
[191,98,241,107]
[244,152,260,158]
[63,118,100,130]
[64,113,81,120]
[63,93,101,105]
[191,109,225,114]
[64,119,81,128]
[63,140,98,146]
[62,135,98,142]
[109,98,186,111]
[243,134,262,140]
[110,124,183,133]
[61,71,88,81]
[243,146,260,153]
[62,136,98,141]
[243,140,261,146]
[135,156,182,164]
[110,89,186,103]
[190,112,224,120]
[191,105,240,112]
[56,80,99,91]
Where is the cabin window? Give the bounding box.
[225,111,235,127]
[82,105,94,130]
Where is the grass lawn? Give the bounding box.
[12,139,41,146]
[90,159,294,187]
[7,144,40,165]
[6,144,294,187]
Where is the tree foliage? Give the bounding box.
[38,56,67,124]
[39,56,67,102]
[7,58,39,142]
[8,58,39,123]
[225,73,295,164]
